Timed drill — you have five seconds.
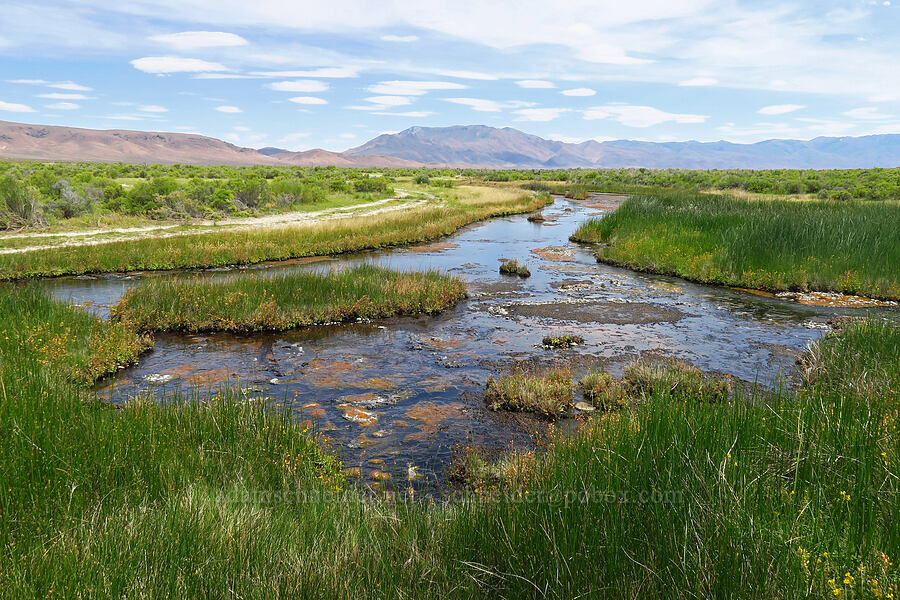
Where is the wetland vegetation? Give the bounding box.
[1,161,899,598]
[572,191,900,299]
[112,265,466,333]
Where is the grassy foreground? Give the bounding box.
[112,265,466,333]
[572,192,900,299]
[2,285,898,597]
[0,186,547,280]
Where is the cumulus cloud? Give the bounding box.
[515,79,555,88]
[149,31,248,49]
[289,96,328,104]
[0,100,35,112]
[131,57,228,74]
[215,105,242,113]
[561,88,596,96]
[268,80,329,92]
[584,104,708,127]
[757,104,805,115]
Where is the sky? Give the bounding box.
[1,0,899,152]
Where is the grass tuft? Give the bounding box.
[498,259,531,278]
[484,366,573,417]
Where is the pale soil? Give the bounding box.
[0,191,433,255]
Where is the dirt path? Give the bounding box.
[0,191,434,255]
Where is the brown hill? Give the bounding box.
[0,120,422,167]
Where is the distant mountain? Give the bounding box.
[348,125,900,169]
[2,120,898,169]
[257,146,288,156]
[0,121,421,167]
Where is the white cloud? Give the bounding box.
[289,96,328,105]
[102,115,144,121]
[268,80,329,92]
[368,80,467,95]
[48,81,92,91]
[150,31,248,50]
[381,34,418,42]
[139,105,168,113]
[678,77,719,86]
[0,100,35,112]
[252,67,359,78]
[514,108,568,121]
[561,88,596,97]
[131,57,228,74]
[444,98,503,112]
[515,79,555,89]
[37,93,92,100]
[758,104,805,115]
[339,133,357,138]
[584,104,708,127]
[869,94,899,103]
[371,111,434,117]
[45,102,79,110]
[365,95,412,107]
[215,105,242,113]
[7,79,48,85]
[444,98,535,112]
[843,106,894,120]
[414,68,498,80]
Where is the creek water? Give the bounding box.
[32,196,896,490]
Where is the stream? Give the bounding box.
[33,195,897,490]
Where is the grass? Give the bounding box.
[2,284,899,597]
[623,357,733,402]
[484,367,573,417]
[112,265,467,333]
[571,191,900,299]
[579,370,627,410]
[0,186,548,280]
[542,333,584,348]
[498,258,531,278]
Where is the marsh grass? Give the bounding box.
[2,286,899,598]
[571,191,900,299]
[498,258,531,278]
[484,367,573,417]
[0,186,547,280]
[623,357,733,402]
[579,370,628,410]
[111,265,466,333]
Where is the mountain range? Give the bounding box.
[2,120,898,169]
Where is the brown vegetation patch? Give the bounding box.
[406,241,460,253]
[531,245,575,262]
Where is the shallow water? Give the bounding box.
[33,196,897,490]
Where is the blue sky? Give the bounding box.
[1,0,899,151]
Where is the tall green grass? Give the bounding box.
[0,187,547,280]
[1,286,898,598]
[112,265,467,333]
[572,192,900,299]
